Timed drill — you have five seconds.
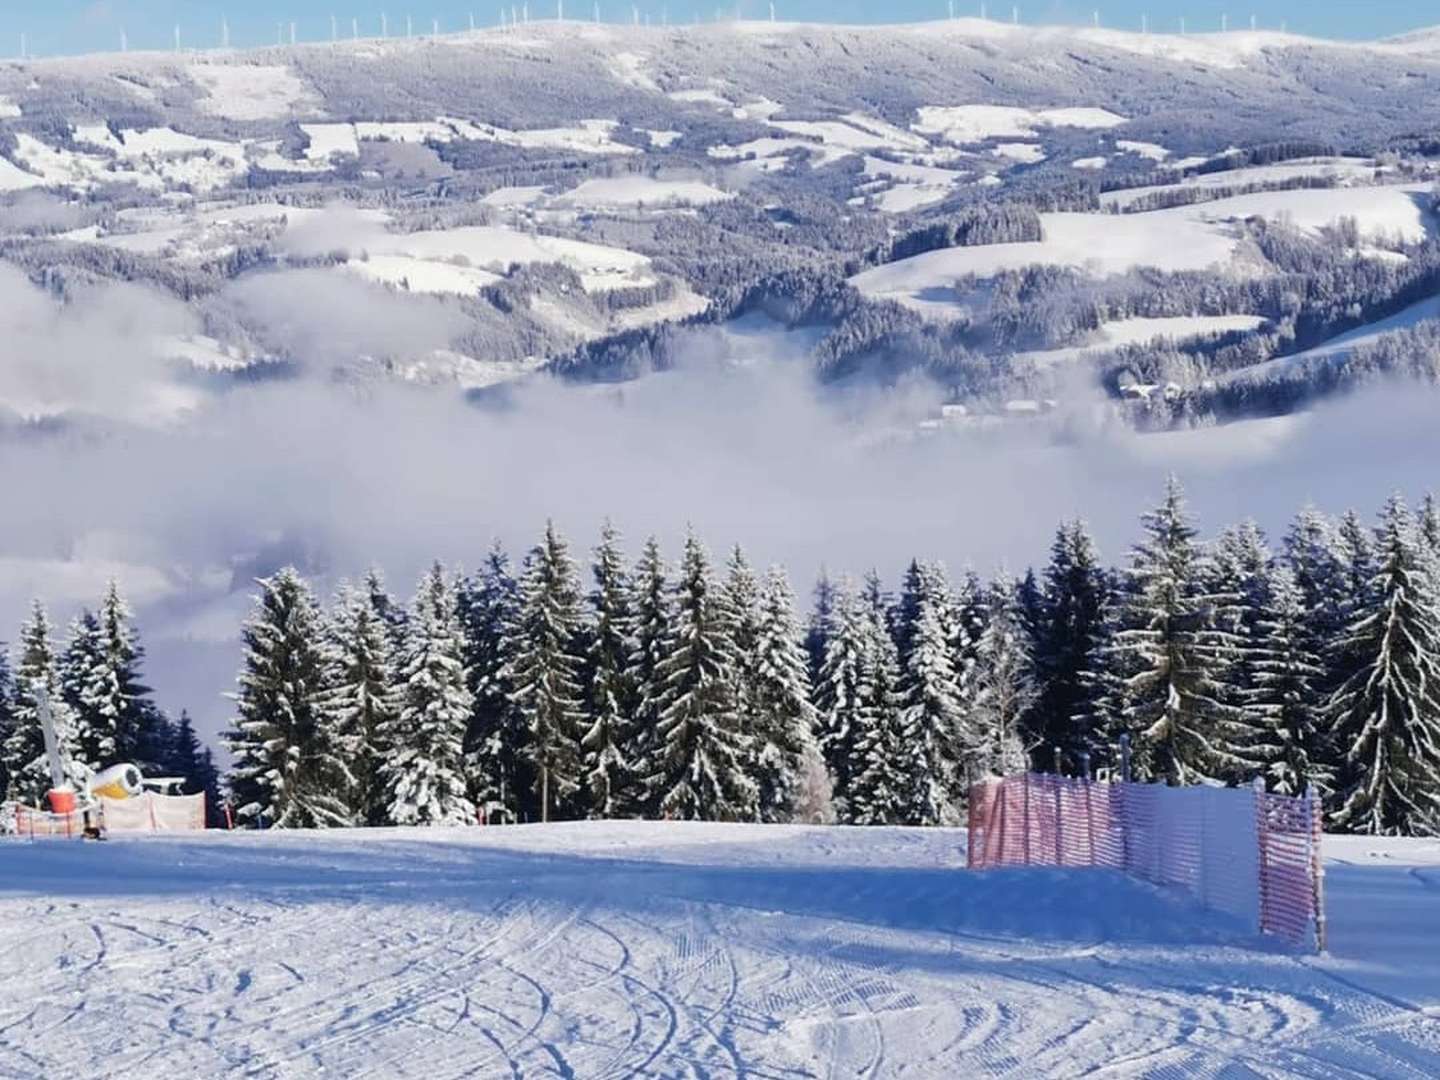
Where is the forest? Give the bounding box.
[1,480,1438,837]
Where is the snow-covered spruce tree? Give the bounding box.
[722,545,764,817]
[4,602,85,804]
[813,578,867,822]
[65,581,160,772]
[225,569,352,828]
[626,536,670,815]
[1207,520,1279,783]
[457,547,524,823]
[167,711,226,827]
[970,576,1036,779]
[1326,496,1440,835]
[1250,564,1330,797]
[505,523,586,823]
[900,562,971,825]
[649,531,756,821]
[0,648,16,801]
[1032,521,1110,769]
[847,573,910,825]
[1114,478,1250,785]
[324,581,399,826]
[804,569,838,690]
[380,564,476,827]
[581,522,637,818]
[748,565,821,823]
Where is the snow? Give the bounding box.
[1117,139,1170,161]
[668,87,733,108]
[1224,294,1440,384]
[1072,155,1107,170]
[0,96,21,119]
[1102,157,1382,211]
[369,225,653,292]
[1018,314,1268,364]
[992,142,1047,164]
[771,115,928,153]
[643,128,683,148]
[856,156,967,212]
[0,155,42,192]
[608,50,660,91]
[0,823,1436,1076]
[913,104,1127,145]
[187,64,315,121]
[301,123,360,161]
[554,175,732,208]
[481,184,550,207]
[853,185,1436,315]
[342,254,504,297]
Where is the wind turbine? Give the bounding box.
[593,1,599,21]
[222,16,231,48]
[1011,5,1018,24]
[948,0,954,18]
[1141,12,1147,32]
[1092,9,1099,27]
[353,16,360,38]
[470,12,477,30]
[19,31,26,60]
[557,0,563,20]
[332,13,339,40]
[381,12,388,36]
[406,14,413,36]
[1221,13,1227,31]
[633,4,639,24]
[770,1,776,20]
[980,2,987,19]
[1179,15,1186,34]
[1250,13,1256,31]
[290,20,297,44]
[174,24,181,52]
[120,27,128,51]
[433,16,440,34]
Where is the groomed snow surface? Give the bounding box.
[1,824,1437,1077]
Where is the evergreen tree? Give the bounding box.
[748,565,819,822]
[1114,479,1249,785]
[723,545,764,817]
[1208,520,1278,782]
[5,602,85,804]
[1251,565,1330,797]
[60,582,158,772]
[60,610,109,770]
[225,569,352,828]
[458,548,524,822]
[506,523,586,822]
[381,564,476,826]
[971,576,1036,778]
[649,531,755,821]
[626,536,670,814]
[581,522,636,818]
[1327,497,1440,835]
[813,579,868,821]
[899,562,970,824]
[0,649,15,801]
[324,581,398,825]
[804,569,838,689]
[846,573,909,825]
[1032,521,1110,770]
[167,711,226,827]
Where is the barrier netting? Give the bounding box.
[967,773,1326,950]
[3,793,206,838]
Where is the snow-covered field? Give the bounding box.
[1,823,1436,1077]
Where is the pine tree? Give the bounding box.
[846,573,909,825]
[324,581,398,825]
[225,569,352,828]
[60,610,109,771]
[1032,521,1110,769]
[748,565,820,822]
[650,531,755,821]
[627,536,670,814]
[167,711,225,827]
[723,545,764,818]
[59,582,157,772]
[1114,478,1249,785]
[813,579,867,821]
[804,569,837,689]
[0,649,16,801]
[4,602,85,804]
[900,561,970,824]
[381,564,476,826]
[1208,520,1278,782]
[506,523,586,822]
[458,548,524,822]
[1251,565,1329,797]
[971,576,1036,778]
[1327,496,1440,835]
[582,522,636,818]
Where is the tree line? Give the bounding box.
[3,479,1439,836]
[0,583,224,823]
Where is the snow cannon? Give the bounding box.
[90,763,145,801]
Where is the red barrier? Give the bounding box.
[967,773,1325,951]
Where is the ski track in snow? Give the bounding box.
[0,824,1437,1078]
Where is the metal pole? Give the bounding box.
[1079,750,1091,782]
[1119,733,1132,784]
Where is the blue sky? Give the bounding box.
[3,1,1435,58]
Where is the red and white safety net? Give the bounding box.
[3,794,206,837]
[967,773,1326,950]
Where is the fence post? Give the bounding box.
[1022,773,1032,866]
[1083,774,1096,866]
[1306,786,1327,953]
[1253,776,1269,938]
[1079,751,1091,782]
[1119,734,1132,783]
[1054,777,1064,865]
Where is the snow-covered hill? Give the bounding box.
[0,822,1436,1077]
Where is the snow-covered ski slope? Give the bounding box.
[0,823,1436,1077]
